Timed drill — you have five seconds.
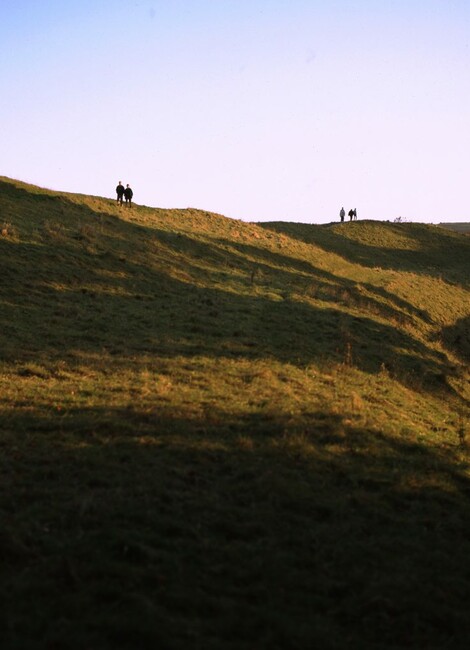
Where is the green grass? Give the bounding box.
[438,222,470,235]
[1,176,470,649]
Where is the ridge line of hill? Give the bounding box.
[1,175,470,649]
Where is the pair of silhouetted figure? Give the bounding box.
[340,207,357,222]
[115,182,133,207]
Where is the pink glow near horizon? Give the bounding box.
[1,0,469,224]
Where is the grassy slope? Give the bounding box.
[438,222,470,234]
[1,176,470,649]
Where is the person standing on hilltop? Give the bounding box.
[116,181,125,206]
[124,184,133,208]
[340,207,345,222]
[348,209,354,221]
[353,208,357,220]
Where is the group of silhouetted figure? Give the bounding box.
[115,181,133,207]
[339,207,357,222]
[114,184,357,222]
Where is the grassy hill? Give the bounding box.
[1,176,470,649]
[438,222,470,234]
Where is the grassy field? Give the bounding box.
[438,222,470,235]
[1,176,470,649]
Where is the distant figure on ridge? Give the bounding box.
[116,181,125,206]
[124,184,133,208]
[353,208,357,220]
[348,209,354,222]
[339,207,345,222]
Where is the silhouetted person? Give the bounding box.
[348,209,354,221]
[353,208,357,220]
[340,207,345,222]
[124,184,133,208]
[116,181,125,205]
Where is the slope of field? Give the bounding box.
[438,222,470,234]
[1,176,470,649]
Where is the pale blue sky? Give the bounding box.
[1,0,469,223]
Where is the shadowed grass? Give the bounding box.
[2,400,470,649]
[1,176,470,649]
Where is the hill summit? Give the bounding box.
[1,175,470,649]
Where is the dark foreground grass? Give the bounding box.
[1,177,470,649]
[2,398,470,649]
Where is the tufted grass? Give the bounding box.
[1,176,470,649]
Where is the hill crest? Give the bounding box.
[1,175,470,648]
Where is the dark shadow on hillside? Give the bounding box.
[0,182,462,402]
[2,403,470,648]
[210,236,432,324]
[441,315,470,363]
[0,246,457,400]
[260,221,470,288]
[0,178,450,327]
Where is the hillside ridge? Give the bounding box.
[1,175,470,649]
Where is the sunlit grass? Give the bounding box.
[1,176,470,648]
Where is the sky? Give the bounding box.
[1,0,469,224]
